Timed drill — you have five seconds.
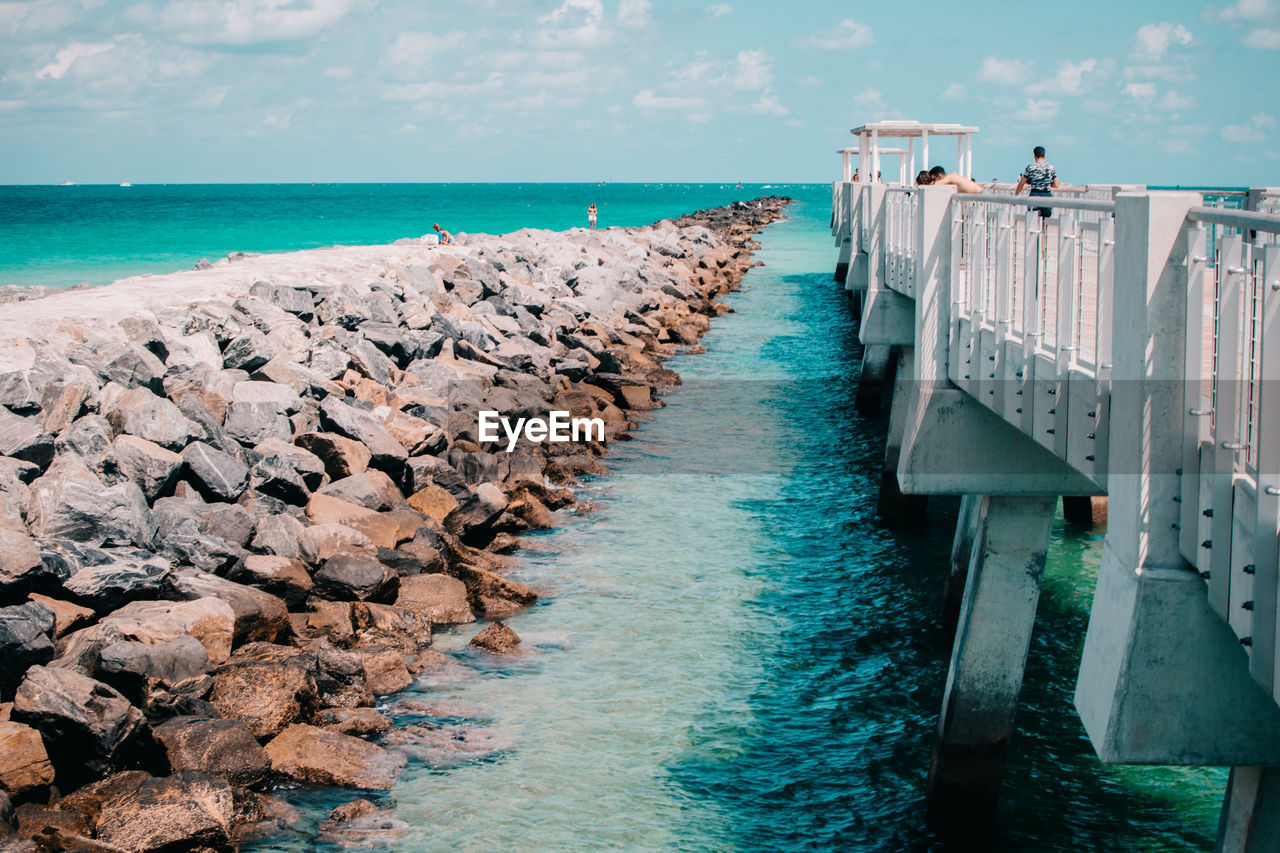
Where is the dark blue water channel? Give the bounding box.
[248,194,1224,852]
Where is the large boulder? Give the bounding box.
[25,457,157,548]
[0,407,53,468]
[153,716,270,786]
[395,574,474,625]
[317,470,403,511]
[82,597,236,668]
[0,602,56,696]
[0,722,55,797]
[442,482,508,545]
[317,399,407,473]
[0,530,48,603]
[93,772,235,853]
[222,401,291,448]
[166,570,292,647]
[253,438,325,490]
[11,666,148,789]
[221,330,273,372]
[180,441,249,502]
[109,435,182,501]
[208,661,317,740]
[61,551,171,613]
[95,634,211,705]
[469,621,523,655]
[313,553,398,603]
[294,432,371,480]
[26,593,94,638]
[228,555,313,610]
[249,281,315,320]
[104,388,198,452]
[264,724,405,790]
[360,649,411,696]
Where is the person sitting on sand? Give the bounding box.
[432,223,455,245]
[924,165,982,194]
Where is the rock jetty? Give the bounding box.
[0,196,790,851]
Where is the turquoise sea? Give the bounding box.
[3,184,1226,849]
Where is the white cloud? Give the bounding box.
[1211,0,1276,22]
[1125,81,1157,101]
[940,82,966,101]
[126,0,360,47]
[1131,22,1193,61]
[746,89,788,116]
[35,40,116,80]
[706,3,732,18]
[1026,58,1100,96]
[731,48,772,89]
[1221,112,1275,143]
[796,74,821,87]
[1122,62,1196,82]
[670,49,774,92]
[618,0,650,28]
[793,18,873,50]
[976,56,1033,86]
[1015,98,1058,122]
[853,87,884,112]
[1243,27,1280,47]
[387,31,466,67]
[531,0,609,48]
[1157,89,1194,110]
[634,89,704,109]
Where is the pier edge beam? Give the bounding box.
[926,494,1058,828]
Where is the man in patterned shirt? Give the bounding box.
[1014,146,1059,222]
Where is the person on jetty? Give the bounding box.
[432,223,455,245]
[588,202,597,231]
[916,166,982,194]
[1013,145,1059,221]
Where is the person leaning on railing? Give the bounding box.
[1013,145,1059,221]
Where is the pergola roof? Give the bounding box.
[850,121,980,137]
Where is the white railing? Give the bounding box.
[1178,205,1280,698]
[884,188,919,296]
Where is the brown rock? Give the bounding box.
[264,724,405,790]
[316,707,391,737]
[40,380,90,435]
[469,621,522,655]
[297,523,375,565]
[316,470,403,511]
[92,597,236,666]
[15,801,93,842]
[395,574,474,625]
[305,601,354,647]
[294,433,371,480]
[228,555,313,610]
[0,722,54,796]
[305,494,400,549]
[208,661,318,740]
[406,485,459,524]
[166,570,292,647]
[26,594,94,638]
[361,650,411,696]
[152,716,271,786]
[94,772,235,853]
[324,798,379,824]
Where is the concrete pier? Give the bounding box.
[926,495,1057,826]
[830,124,1280,846]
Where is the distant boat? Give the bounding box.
[119,182,132,187]
[59,181,73,186]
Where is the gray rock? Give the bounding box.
[230,380,301,414]
[0,602,56,696]
[166,570,292,646]
[249,513,307,559]
[250,281,315,319]
[105,387,199,452]
[39,379,92,435]
[248,455,310,505]
[181,442,249,502]
[26,457,157,548]
[0,408,53,468]
[343,334,395,384]
[173,395,244,463]
[94,342,167,392]
[153,716,270,786]
[0,530,50,603]
[11,665,148,789]
[317,291,372,329]
[229,555,313,610]
[61,551,171,612]
[443,482,509,546]
[109,435,182,501]
[95,635,211,705]
[317,470,403,511]
[221,330,273,372]
[196,503,255,547]
[253,438,325,491]
[317,399,407,473]
[150,501,245,576]
[358,322,418,367]
[54,414,114,469]
[313,553,399,603]
[308,338,351,379]
[223,401,291,447]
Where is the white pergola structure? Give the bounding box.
[848,121,980,184]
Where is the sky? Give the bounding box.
[1,0,1278,185]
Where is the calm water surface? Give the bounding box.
[231,191,1225,851]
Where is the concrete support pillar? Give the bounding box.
[878,346,928,525]
[927,494,1058,828]
[941,494,983,633]
[1062,495,1107,528]
[854,344,894,415]
[1217,767,1280,853]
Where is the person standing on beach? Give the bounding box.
[1014,146,1059,222]
[588,203,597,231]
